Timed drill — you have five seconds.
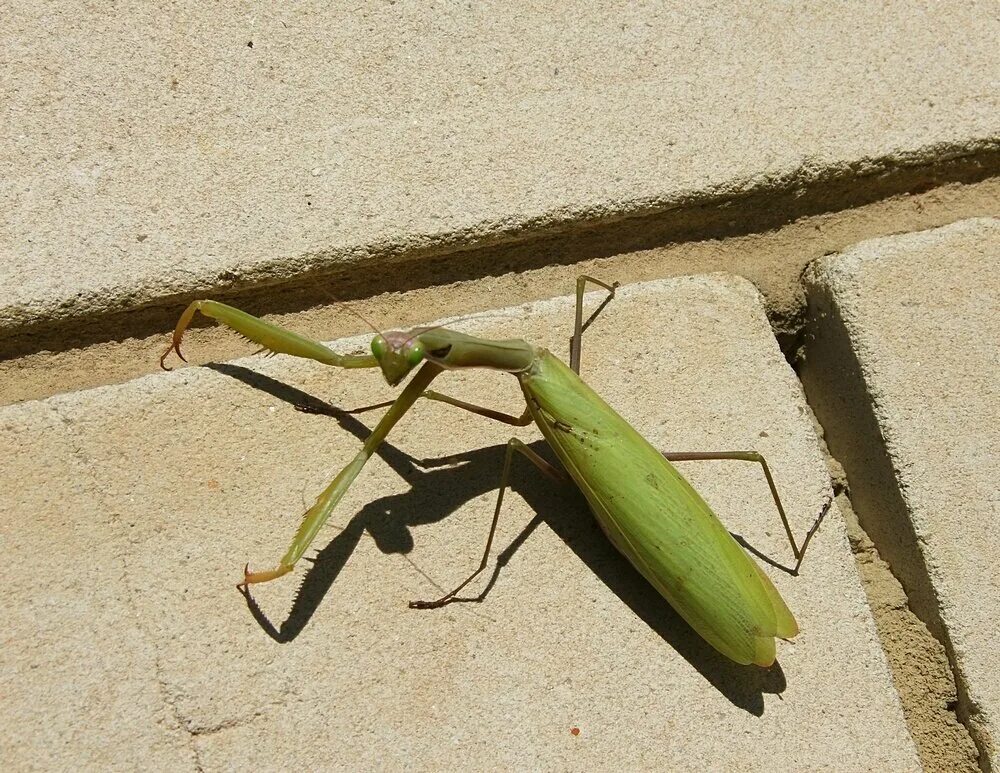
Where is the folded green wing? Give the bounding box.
[521,352,796,666]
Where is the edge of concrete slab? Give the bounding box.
[801,218,999,770]
[3,139,999,358]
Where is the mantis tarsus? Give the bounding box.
[161,278,829,666]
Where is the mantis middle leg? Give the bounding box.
[662,450,832,575]
[406,277,620,605]
[414,274,620,420]
[408,438,566,609]
[570,275,620,374]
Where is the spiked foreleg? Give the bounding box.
[239,361,444,587]
[159,299,378,371]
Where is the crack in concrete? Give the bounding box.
[49,397,206,772]
[187,717,255,738]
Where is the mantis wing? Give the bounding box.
[522,353,796,666]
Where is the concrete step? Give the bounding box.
[0,277,919,769]
[3,2,998,345]
[803,218,999,768]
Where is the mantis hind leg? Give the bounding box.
[662,450,833,575]
[409,438,567,609]
[569,276,620,374]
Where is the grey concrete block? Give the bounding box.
[1,277,917,769]
[804,218,999,767]
[3,2,998,337]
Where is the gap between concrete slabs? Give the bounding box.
[0,276,918,770]
[5,176,1000,408]
[4,145,998,357]
[802,219,1000,769]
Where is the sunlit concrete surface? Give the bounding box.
[0,277,918,769]
[3,2,998,338]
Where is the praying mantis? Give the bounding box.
[160,277,828,666]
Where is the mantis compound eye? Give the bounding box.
[371,335,387,359]
[406,341,426,366]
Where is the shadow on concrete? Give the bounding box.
[211,362,787,716]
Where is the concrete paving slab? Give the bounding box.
[803,218,1000,767]
[1,277,918,769]
[3,2,999,340]
[0,406,194,769]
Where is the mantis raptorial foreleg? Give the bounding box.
[408,437,567,609]
[156,298,457,586]
[420,391,533,426]
[240,360,444,585]
[159,299,378,371]
[661,451,832,575]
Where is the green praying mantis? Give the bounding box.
[160,277,829,667]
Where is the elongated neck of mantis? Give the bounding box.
[418,328,537,373]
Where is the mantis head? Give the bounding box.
[370,330,428,386]
[370,325,530,386]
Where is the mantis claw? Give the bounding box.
[159,300,202,370]
[238,561,293,588]
[158,340,187,371]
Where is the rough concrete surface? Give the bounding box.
[1,277,918,770]
[3,2,999,338]
[803,219,1000,768]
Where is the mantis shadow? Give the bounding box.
[209,363,786,716]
